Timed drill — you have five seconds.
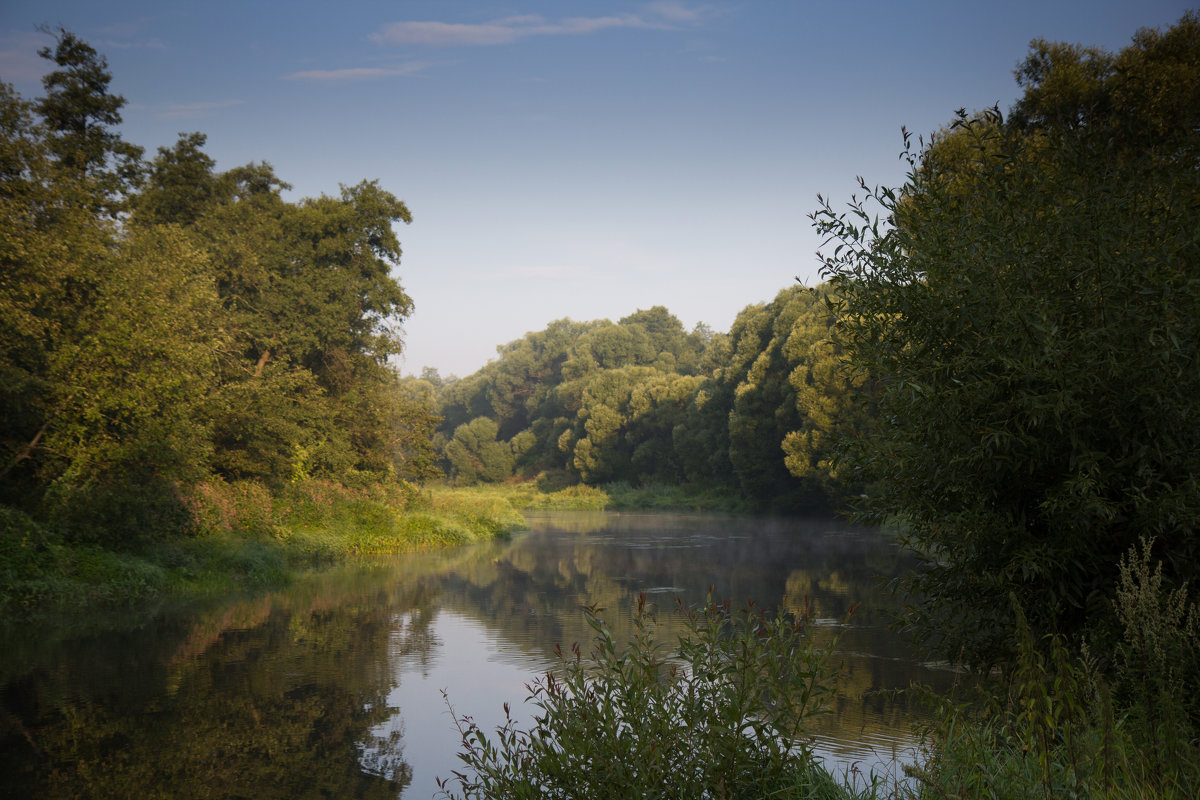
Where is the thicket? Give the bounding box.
[0,477,533,613]
[440,595,857,800]
[817,9,1200,674]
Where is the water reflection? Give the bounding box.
[0,511,949,798]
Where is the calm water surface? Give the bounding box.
[1,511,953,798]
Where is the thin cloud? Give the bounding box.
[160,99,245,120]
[370,4,704,47]
[0,32,51,86]
[97,19,152,38]
[283,62,433,81]
[492,264,591,282]
[96,18,166,49]
[98,38,166,50]
[646,1,705,23]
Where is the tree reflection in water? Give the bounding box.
[0,569,436,798]
[1,512,953,797]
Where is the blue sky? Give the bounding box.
[1,1,1190,377]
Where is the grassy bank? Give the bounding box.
[443,480,752,514]
[0,478,532,615]
[0,478,755,617]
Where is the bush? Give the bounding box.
[185,479,279,538]
[440,595,853,800]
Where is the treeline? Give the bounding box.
[1,30,439,548]
[411,286,867,510]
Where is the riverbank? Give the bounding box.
[0,479,543,616]
[439,479,759,514]
[0,478,764,617]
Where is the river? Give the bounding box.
[0,510,953,798]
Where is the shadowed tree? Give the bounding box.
[817,13,1200,668]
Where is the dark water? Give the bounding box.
[0,511,953,798]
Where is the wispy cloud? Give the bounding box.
[645,1,705,24]
[159,99,245,120]
[370,3,705,47]
[0,32,52,85]
[97,19,151,39]
[96,18,166,50]
[491,264,592,282]
[282,62,433,81]
[98,37,166,50]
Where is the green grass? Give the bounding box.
[434,479,751,513]
[1,475,752,616]
[436,482,611,511]
[0,478,529,616]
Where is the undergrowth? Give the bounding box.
[904,538,1200,800]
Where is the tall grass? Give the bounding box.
[903,539,1200,800]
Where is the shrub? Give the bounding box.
[440,595,852,800]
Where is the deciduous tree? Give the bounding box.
[816,13,1200,668]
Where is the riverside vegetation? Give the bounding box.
[3,14,1199,800]
[438,14,1200,800]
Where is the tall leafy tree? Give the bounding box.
[133,132,217,226]
[445,417,513,485]
[2,31,426,550]
[41,225,223,541]
[723,287,831,508]
[0,81,110,503]
[34,26,142,213]
[197,166,415,484]
[816,13,1200,668]
[1,52,222,539]
[781,285,873,497]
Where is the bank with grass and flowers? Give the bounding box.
[0,476,756,618]
[0,478,545,616]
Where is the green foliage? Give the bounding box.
[391,376,445,481]
[1110,538,1200,777]
[198,171,416,486]
[816,13,1200,667]
[2,32,429,558]
[34,26,143,210]
[557,366,703,485]
[0,506,168,609]
[446,417,515,485]
[528,484,611,510]
[0,475,525,615]
[431,294,851,510]
[133,131,217,226]
[441,595,850,800]
[37,223,222,542]
[907,542,1200,799]
[723,287,838,508]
